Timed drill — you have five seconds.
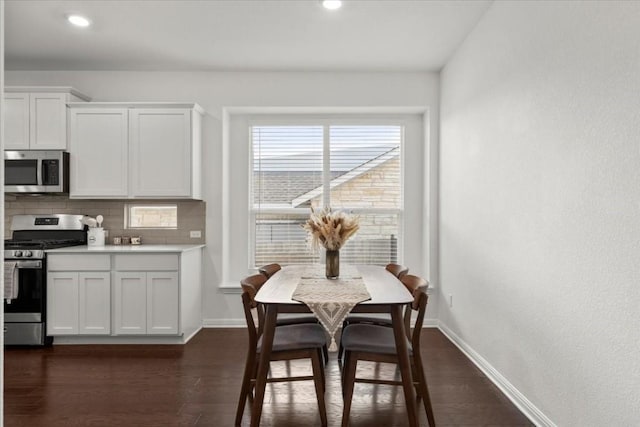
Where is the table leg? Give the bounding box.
[251,303,277,427]
[391,305,418,427]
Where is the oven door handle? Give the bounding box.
[15,260,42,269]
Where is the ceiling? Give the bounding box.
[5,0,491,72]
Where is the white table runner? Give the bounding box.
[291,265,371,351]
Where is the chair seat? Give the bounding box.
[258,323,327,352]
[341,323,412,356]
[344,315,392,327]
[276,315,319,327]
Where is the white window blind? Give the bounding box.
[251,123,403,267]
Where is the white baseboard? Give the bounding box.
[202,318,245,328]
[437,322,556,427]
[423,318,438,327]
[183,326,203,343]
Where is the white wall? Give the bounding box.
[6,70,439,325]
[440,2,640,425]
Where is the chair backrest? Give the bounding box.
[385,263,409,279]
[240,274,268,341]
[400,274,428,310]
[399,274,429,341]
[409,291,429,353]
[258,263,281,279]
[240,274,268,309]
[241,291,259,347]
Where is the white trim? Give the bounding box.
[222,109,231,285]
[6,86,91,101]
[67,101,204,114]
[223,107,426,287]
[421,318,438,328]
[183,326,203,343]
[437,322,556,427]
[51,329,202,345]
[203,318,246,328]
[418,109,436,288]
[219,285,242,294]
[224,106,428,115]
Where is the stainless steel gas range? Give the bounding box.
[4,214,87,346]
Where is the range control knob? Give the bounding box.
[23,250,32,258]
[13,251,22,257]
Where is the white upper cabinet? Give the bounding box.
[69,108,129,198]
[4,93,30,149]
[130,109,192,198]
[68,103,203,199]
[4,87,90,150]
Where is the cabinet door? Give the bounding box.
[47,272,79,335]
[30,93,67,149]
[78,272,111,335]
[69,108,129,198]
[4,93,30,149]
[146,272,179,335]
[130,109,192,197]
[114,272,147,335]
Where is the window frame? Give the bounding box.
[248,115,407,268]
[124,203,179,230]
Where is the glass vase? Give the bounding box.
[325,249,340,279]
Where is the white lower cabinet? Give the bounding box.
[147,272,179,335]
[47,251,198,341]
[114,271,179,335]
[79,273,112,335]
[48,271,111,335]
[47,272,80,335]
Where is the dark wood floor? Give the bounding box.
[4,328,532,426]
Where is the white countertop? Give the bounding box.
[46,244,205,254]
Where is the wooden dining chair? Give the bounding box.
[340,274,435,427]
[258,263,281,279]
[385,263,409,280]
[342,263,410,328]
[236,276,329,426]
[338,266,425,359]
[242,273,329,363]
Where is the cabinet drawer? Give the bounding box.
[114,254,179,271]
[48,254,111,271]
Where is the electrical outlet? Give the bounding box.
[449,294,453,308]
[190,230,202,238]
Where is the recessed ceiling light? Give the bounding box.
[322,0,342,10]
[67,14,91,27]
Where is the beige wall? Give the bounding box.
[5,195,205,244]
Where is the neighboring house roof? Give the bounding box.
[253,171,343,206]
[291,147,399,207]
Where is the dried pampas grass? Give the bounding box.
[302,207,360,251]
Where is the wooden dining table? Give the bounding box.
[252,264,419,427]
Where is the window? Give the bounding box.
[250,123,403,267]
[125,204,178,229]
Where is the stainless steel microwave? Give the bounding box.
[5,151,69,193]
